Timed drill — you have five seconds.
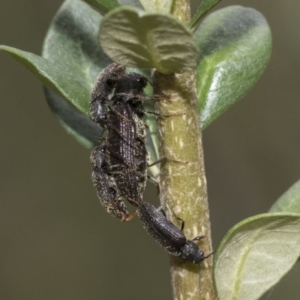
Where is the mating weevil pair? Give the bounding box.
[91,63,148,220]
[90,63,212,264]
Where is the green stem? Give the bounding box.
[153,71,215,300]
[153,2,216,298]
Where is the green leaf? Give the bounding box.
[81,0,120,14]
[0,45,90,115]
[42,0,110,92]
[41,0,112,146]
[44,88,100,148]
[270,179,300,213]
[195,6,272,129]
[190,0,221,28]
[214,213,300,300]
[99,7,199,74]
[0,0,159,166]
[81,0,143,14]
[0,0,110,148]
[118,0,143,9]
[139,0,173,13]
[42,0,159,159]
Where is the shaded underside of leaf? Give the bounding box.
[99,6,199,74]
[0,45,90,115]
[195,6,272,129]
[81,0,120,14]
[0,0,106,149]
[0,0,108,140]
[118,0,143,9]
[270,179,300,213]
[190,0,221,29]
[42,0,111,147]
[139,0,173,13]
[44,88,100,148]
[81,0,143,15]
[0,0,107,149]
[214,213,300,300]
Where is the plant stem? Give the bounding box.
[153,68,216,300]
[153,1,216,298]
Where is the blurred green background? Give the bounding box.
[0,1,299,299]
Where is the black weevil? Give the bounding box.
[137,202,213,264]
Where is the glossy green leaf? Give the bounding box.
[270,179,300,213]
[190,0,221,28]
[195,6,272,129]
[0,0,159,165]
[41,0,111,147]
[0,0,107,149]
[0,45,90,115]
[139,0,173,13]
[214,213,300,300]
[42,0,158,159]
[99,7,199,74]
[42,0,110,92]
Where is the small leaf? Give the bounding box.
[40,0,111,146]
[0,45,90,115]
[0,0,110,148]
[99,7,199,74]
[118,0,143,9]
[81,0,120,14]
[42,0,110,92]
[44,88,100,148]
[270,179,300,213]
[214,213,300,300]
[82,0,143,14]
[139,0,173,13]
[195,6,272,129]
[190,0,221,28]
